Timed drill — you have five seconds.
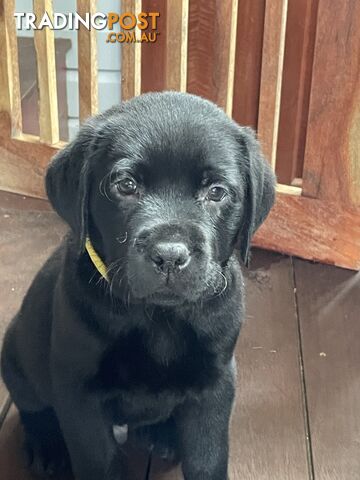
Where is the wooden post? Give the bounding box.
[33,0,60,144]
[302,0,360,207]
[257,0,288,168]
[121,0,142,100]
[77,0,98,123]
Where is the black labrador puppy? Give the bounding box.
[1,92,275,480]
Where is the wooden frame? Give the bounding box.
[33,0,59,144]
[0,0,359,270]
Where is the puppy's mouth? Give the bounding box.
[146,290,185,307]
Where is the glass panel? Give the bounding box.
[97,0,122,111]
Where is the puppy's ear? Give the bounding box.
[237,127,276,266]
[45,121,99,250]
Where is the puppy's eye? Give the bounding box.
[116,178,137,195]
[206,186,227,202]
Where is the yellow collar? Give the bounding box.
[85,238,109,281]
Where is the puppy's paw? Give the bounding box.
[134,419,180,465]
[23,434,71,478]
[20,408,71,477]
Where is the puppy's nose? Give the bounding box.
[150,242,190,273]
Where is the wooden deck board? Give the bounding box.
[0,192,66,418]
[294,258,360,479]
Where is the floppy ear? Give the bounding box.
[45,121,99,250]
[237,127,276,266]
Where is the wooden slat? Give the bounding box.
[33,0,59,144]
[253,193,360,271]
[0,0,22,136]
[257,0,288,168]
[276,183,302,196]
[121,0,142,100]
[141,0,167,93]
[302,0,360,207]
[276,0,319,185]
[77,0,98,122]
[232,0,266,129]
[18,36,71,140]
[187,0,237,110]
[150,251,310,479]
[225,0,239,116]
[165,0,189,92]
[294,258,360,478]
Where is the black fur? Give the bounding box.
[1,92,275,480]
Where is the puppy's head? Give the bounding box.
[46,92,275,306]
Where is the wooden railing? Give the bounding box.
[0,0,359,269]
[0,0,300,191]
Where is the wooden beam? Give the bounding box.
[257,0,288,168]
[165,0,189,91]
[121,0,142,100]
[33,0,59,144]
[253,194,360,271]
[0,0,22,136]
[77,0,98,122]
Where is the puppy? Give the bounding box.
[1,92,275,479]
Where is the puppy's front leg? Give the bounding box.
[176,369,235,480]
[53,391,123,480]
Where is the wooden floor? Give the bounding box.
[0,191,359,480]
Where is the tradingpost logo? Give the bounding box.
[14,11,160,43]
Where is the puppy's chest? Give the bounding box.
[92,321,220,394]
